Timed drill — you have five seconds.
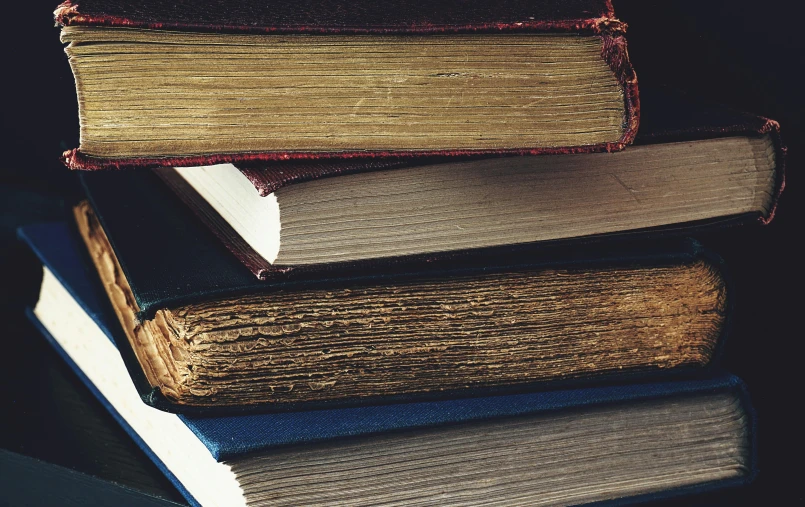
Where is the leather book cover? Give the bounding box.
[55,0,639,170]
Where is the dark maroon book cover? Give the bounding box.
[56,0,639,170]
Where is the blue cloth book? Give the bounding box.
[22,221,756,507]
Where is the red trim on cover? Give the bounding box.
[757,119,785,226]
[601,33,640,148]
[62,140,630,171]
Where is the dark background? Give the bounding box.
[1,1,802,505]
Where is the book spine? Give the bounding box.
[758,119,785,225]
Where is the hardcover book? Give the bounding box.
[2,341,187,505]
[45,187,732,411]
[156,88,785,275]
[8,323,188,505]
[26,272,756,507]
[1,450,185,507]
[55,0,639,170]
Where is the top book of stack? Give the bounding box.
[55,0,639,170]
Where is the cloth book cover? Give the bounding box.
[55,0,639,170]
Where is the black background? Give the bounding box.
[1,1,802,505]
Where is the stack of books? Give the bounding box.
[24,1,784,505]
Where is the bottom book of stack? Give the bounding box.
[22,222,756,507]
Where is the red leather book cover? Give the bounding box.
[55,0,639,170]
